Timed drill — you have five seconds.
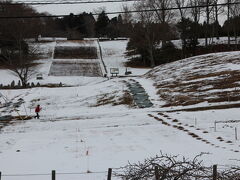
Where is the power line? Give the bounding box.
[0,1,240,19]
[1,0,139,5]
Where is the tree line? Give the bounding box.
[125,0,240,67]
[44,0,240,67]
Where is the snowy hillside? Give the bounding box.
[145,51,240,109]
[0,40,240,180]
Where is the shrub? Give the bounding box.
[11,80,15,88]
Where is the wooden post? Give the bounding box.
[155,166,160,180]
[235,127,238,140]
[214,121,217,132]
[107,168,112,180]
[52,170,56,180]
[213,164,217,180]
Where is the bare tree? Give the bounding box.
[121,4,133,24]
[175,0,189,56]
[226,0,231,46]
[0,1,43,87]
[1,45,38,87]
[115,152,213,180]
[188,0,202,29]
[148,0,175,46]
[229,0,240,45]
[204,0,212,46]
[188,0,202,54]
[212,0,224,40]
[133,0,159,67]
[175,0,189,20]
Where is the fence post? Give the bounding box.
[0,171,2,180]
[214,121,217,132]
[155,166,160,180]
[52,170,56,180]
[213,164,217,180]
[235,127,238,140]
[107,168,112,180]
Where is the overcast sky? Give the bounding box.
[26,1,135,17]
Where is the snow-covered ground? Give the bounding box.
[100,40,151,76]
[0,40,240,180]
[170,37,240,49]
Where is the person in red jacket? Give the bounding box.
[35,104,42,119]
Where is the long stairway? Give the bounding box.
[127,79,153,108]
[49,40,104,77]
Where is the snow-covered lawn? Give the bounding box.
[0,40,240,180]
[100,40,151,76]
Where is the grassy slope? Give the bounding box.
[145,51,240,110]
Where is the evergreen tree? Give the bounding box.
[95,11,109,37]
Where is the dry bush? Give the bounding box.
[94,91,135,107]
[93,93,116,107]
[115,152,213,180]
[114,91,135,107]
[115,152,240,179]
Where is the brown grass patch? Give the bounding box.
[94,93,116,107]
[54,46,98,59]
[188,132,199,138]
[155,69,240,107]
[93,91,134,107]
[148,114,154,117]
[114,91,135,107]
[177,126,185,130]
[166,103,240,112]
[162,121,170,126]
[217,137,223,140]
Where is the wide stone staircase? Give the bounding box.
[49,60,103,77]
[49,40,104,77]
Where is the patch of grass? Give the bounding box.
[177,126,184,130]
[94,93,116,107]
[113,91,135,107]
[188,132,199,138]
[93,91,135,107]
[154,67,240,107]
[166,103,240,112]
[54,46,98,59]
[14,116,33,120]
